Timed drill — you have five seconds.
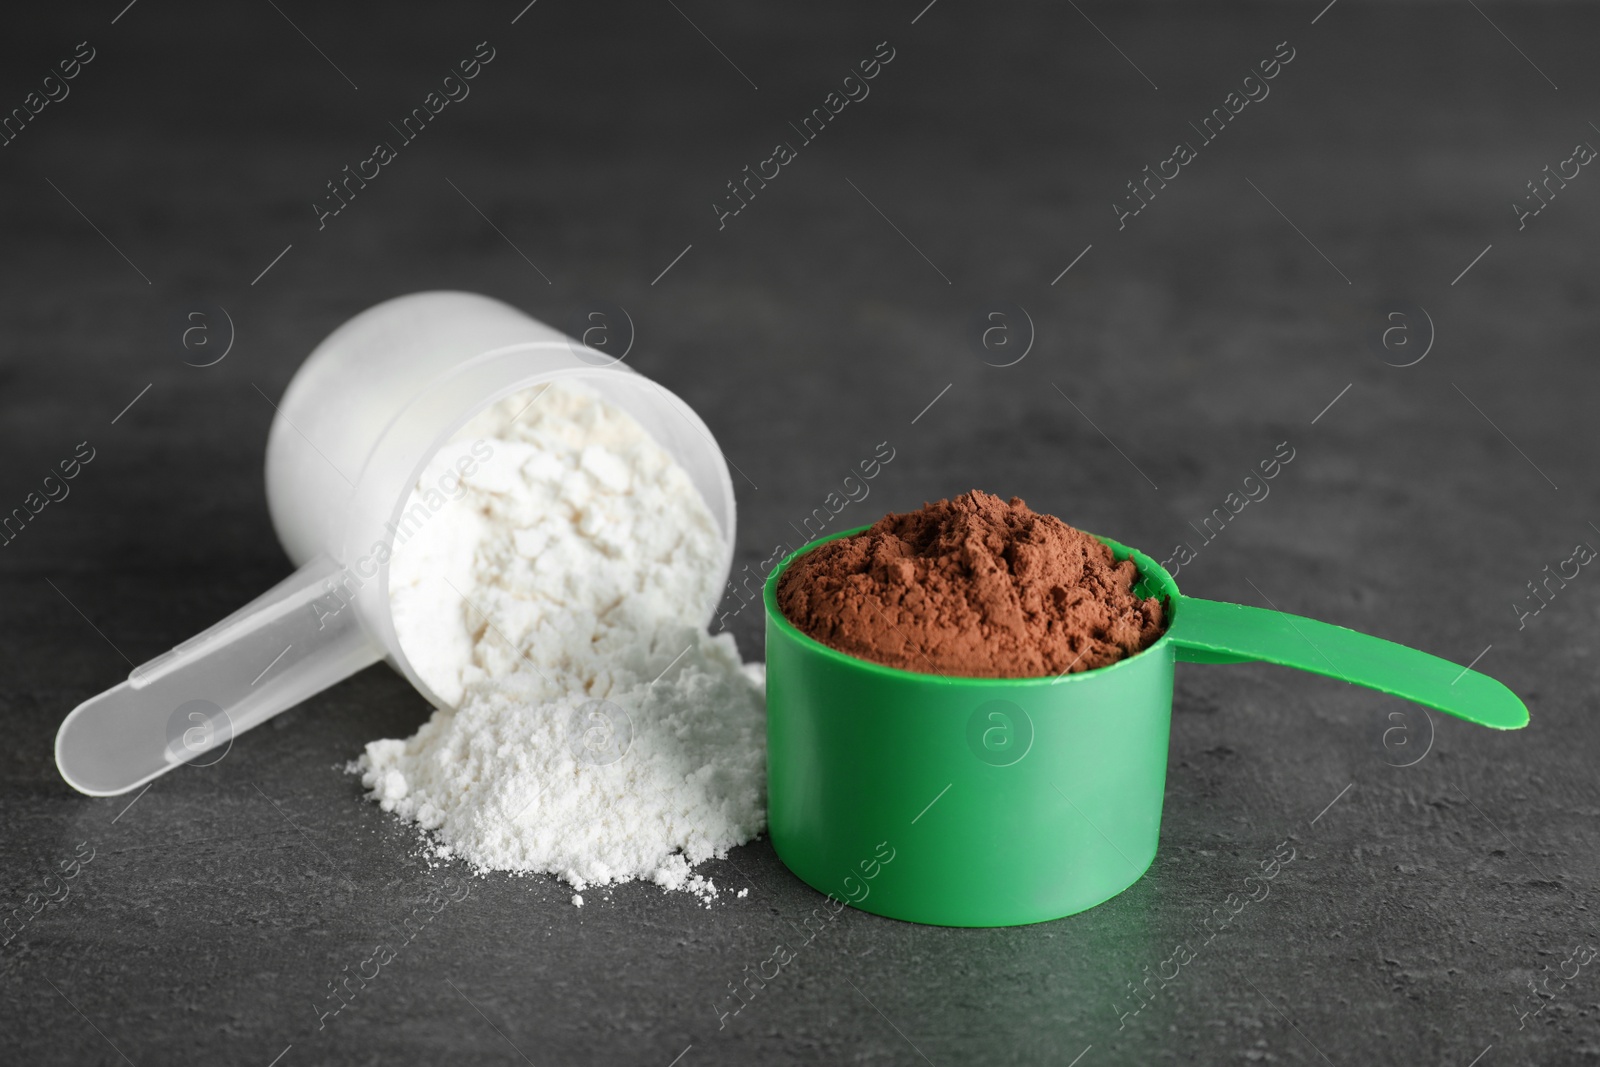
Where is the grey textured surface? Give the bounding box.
[2,1,1597,1063]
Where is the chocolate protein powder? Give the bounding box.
[776,491,1167,677]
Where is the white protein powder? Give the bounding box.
[355,380,765,899]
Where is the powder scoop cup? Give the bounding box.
[763,526,1527,927]
[55,292,737,797]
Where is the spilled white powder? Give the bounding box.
[355,380,766,899]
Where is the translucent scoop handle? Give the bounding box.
[55,555,383,796]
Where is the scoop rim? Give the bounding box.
[761,522,1181,687]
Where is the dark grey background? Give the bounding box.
[2,1,1596,1063]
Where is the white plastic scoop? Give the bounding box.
[55,292,737,796]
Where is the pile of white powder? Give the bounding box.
[354,379,766,901]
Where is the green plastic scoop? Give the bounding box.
[763,527,1527,928]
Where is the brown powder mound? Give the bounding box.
[776,490,1167,678]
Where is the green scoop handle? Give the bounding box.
[1167,596,1528,730]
